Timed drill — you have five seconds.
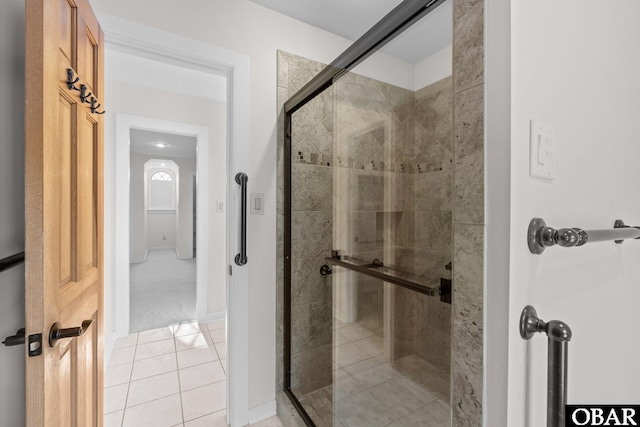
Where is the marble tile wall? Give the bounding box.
[333,73,412,368]
[332,72,413,361]
[277,21,486,420]
[277,51,334,398]
[452,0,485,425]
[330,70,456,386]
[404,77,454,377]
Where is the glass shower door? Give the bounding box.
[329,68,453,426]
[284,2,455,425]
[288,83,335,423]
[287,62,454,426]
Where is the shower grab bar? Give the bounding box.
[528,218,640,254]
[234,172,248,266]
[0,251,25,273]
[324,256,438,296]
[520,306,572,427]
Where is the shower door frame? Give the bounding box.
[282,0,449,424]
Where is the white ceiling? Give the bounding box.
[249,0,452,64]
[130,129,197,159]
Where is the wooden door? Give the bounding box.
[25,0,104,425]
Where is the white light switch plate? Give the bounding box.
[530,120,555,180]
[251,193,264,215]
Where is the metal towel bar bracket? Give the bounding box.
[528,218,640,254]
[520,306,572,427]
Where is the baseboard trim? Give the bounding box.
[249,401,277,424]
[198,311,226,323]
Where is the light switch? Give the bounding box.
[537,134,546,165]
[530,120,556,180]
[251,193,264,215]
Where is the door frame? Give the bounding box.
[101,14,250,427]
[114,114,210,332]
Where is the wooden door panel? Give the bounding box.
[58,91,74,285]
[58,346,73,426]
[78,319,97,427]
[78,112,97,273]
[77,9,98,94]
[58,0,75,67]
[60,285,99,328]
[79,28,97,93]
[26,0,104,425]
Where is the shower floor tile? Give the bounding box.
[297,320,452,427]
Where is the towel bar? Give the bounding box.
[528,218,640,254]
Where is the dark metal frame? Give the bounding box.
[324,257,437,296]
[282,0,448,424]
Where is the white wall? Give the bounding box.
[176,165,196,260]
[0,0,25,425]
[130,153,196,260]
[508,2,640,425]
[414,44,452,90]
[129,150,147,262]
[146,212,177,248]
[89,0,416,410]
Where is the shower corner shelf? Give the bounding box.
[323,255,438,296]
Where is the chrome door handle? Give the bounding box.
[49,319,93,347]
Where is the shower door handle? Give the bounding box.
[234,172,248,266]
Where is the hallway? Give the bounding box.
[130,249,196,332]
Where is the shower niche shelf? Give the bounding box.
[324,255,438,296]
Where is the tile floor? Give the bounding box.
[295,319,451,427]
[105,320,283,427]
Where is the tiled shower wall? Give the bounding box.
[451,0,484,424]
[285,51,335,396]
[397,77,454,375]
[333,71,412,338]
[277,48,457,388]
[277,0,485,412]
[332,71,454,375]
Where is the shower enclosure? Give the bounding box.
[278,0,483,425]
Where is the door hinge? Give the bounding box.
[229,265,233,276]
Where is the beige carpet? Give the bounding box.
[129,248,196,332]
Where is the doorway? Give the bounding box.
[109,107,225,423]
[129,129,198,332]
[102,13,251,426]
